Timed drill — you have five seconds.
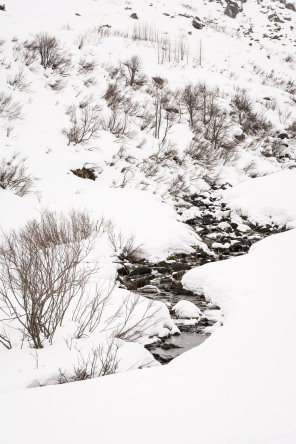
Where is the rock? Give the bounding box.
[234,133,246,141]
[130,267,152,276]
[161,343,182,350]
[152,76,165,87]
[130,13,138,19]
[285,2,296,12]
[173,300,202,319]
[0,4,5,11]
[170,262,190,272]
[192,18,204,29]
[138,285,160,294]
[71,167,96,181]
[224,1,242,19]
[268,13,284,23]
[278,133,288,139]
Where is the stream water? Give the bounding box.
[118,190,285,363]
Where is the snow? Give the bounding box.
[222,170,296,228]
[173,299,202,319]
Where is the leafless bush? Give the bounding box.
[58,338,120,382]
[121,56,146,87]
[0,211,97,348]
[167,174,190,197]
[105,292,161,342]
[107,223,143,261]
[63,104,102,145]
[7,68,30,92]
[242,160,259,178]
[49,78,67,92]
[231,90,272,135]
[204,110,234,150]
[0,92,22,120]
[72,283,114,339]
[78,57,97,74]
[0,154,35,196]
[0,328,11,350]
[101,109,135,139]
[103,83,124,109]
[84,76,97,88]
[29,33,72,75]
[287,120,296,137]
[184,138,219,170]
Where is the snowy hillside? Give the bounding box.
[0,0,296,442]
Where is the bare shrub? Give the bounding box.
[30,33,72,75]
[49,78,67,92]
[103,83,124,109]
[58,338,120,382]
[0,211,97,348]
[0,328,11,350]
[7,68,30,92]
[78,57,97,74]
[101,109,135,139]
[231,90,272,135]
[242,160,259,178]
[0,154,35,196]
[72,283,114,339]
[184,138,219,170]
[0,92,22,120]
[105,292,162,342]
[63,104,102,145]
[107,223,143,261]
[204,110,234,150]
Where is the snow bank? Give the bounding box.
[172,300,202,319]
[222,170,296,228]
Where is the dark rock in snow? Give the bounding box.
[192,18,204,29]
[278,133,288,139]
[130,13,138,19]
[224,1,242,18]
[71,167,96,181]
[285,3,296,12]
[130,267,152,276]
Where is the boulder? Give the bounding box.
[192,18,204,29]
[224,1,242,19]
[285,2,296,11]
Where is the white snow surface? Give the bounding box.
[173,299,202,319]
[222,170,296,228]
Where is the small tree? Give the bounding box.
[122,56,146,87]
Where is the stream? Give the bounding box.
[117,189,285,363]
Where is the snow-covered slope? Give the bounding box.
[0,0,296,442]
